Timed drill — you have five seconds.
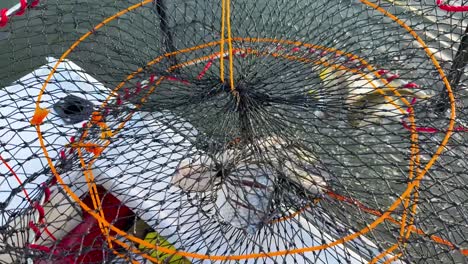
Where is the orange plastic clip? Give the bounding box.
[91,111,103,123]
[30,107,49,125]
[85,144,104,156]
[90,111,113,139]
[70,142,104,156]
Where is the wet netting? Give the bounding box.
[0,0,468,263]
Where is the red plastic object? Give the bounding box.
[437,0,468,12]
[16,0,27,16]
[0,9,8,27]
[34,185,136,263]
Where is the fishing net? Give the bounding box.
[0,0,467,263]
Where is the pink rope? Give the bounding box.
[402,97,468,133]
[377,69,389,75]
[16,0,27,16]
[41,183,51,204]
[135,82,142,94]
[454,126,468,132]
[33,201,45,222]
[27,243,52,253]
[124,88,130,99]
[291,47,300,52]
[28,221,42,240]
[437,0,468,12]
[197,55,215,80]
[402,119,468,133]
[404,82,420,88]
[0,0,40,27]
[149,74,156,83]
[59,149,66,160]
[0,9,8,27]
[402,119,440,133]
[386,74,400,82]
[27,244,62,257]
[166,76,190,84]
[68,136,75,154]
[31,0,40,8]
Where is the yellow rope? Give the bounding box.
[226,0,236,94]
[220,0,237,99]
[219,0,226,82]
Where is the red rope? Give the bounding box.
[31,0,40,8]
[41,183,52,203]
[149,74,156,83]
[166,76,190,84]
[135,82,142,94]
[371,68,468,134]
[0,0,40,27]
[0,154,31,202]
[124,88,130,99]
[16,0,27,16]
[0,154,59,242]
[401,97,468,133]
[437,0,468,12]
[325,190,383,217]
[0,9,8,27]
[198,55,216,80]
[39,221,57,241]
[33,202,45,222]
[28,221,42,240]
[291,47,301,52]
[403,82,419,88]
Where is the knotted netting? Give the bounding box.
[0,0,467,263]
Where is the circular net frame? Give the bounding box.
[0,0,467,263]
